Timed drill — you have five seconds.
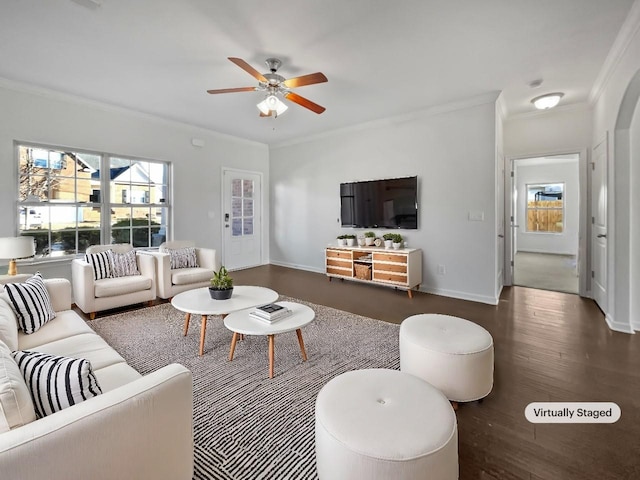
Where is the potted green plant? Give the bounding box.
[337,234,347,246]
[209,265,234,300]
[391,233,403,249]
[364,231,376,246]
[345,234,357,247]
[382,233,395,249]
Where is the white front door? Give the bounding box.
[591,136,608,312]
[222,169,262,270]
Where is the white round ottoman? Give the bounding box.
[400,314,494,403]
[315,369,458,480]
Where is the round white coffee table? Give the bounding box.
[223,301,315,378]
[171,286,278,356]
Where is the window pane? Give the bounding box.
[526,183,564,233]
[20,174,50,202]
[148,162,168,185]
[19,205,47,231]
[111,228,130,244]
[153,184,167,204]
[151,207,167,246]
[243,179,253,198]
[132,227,150,248]
[232,198,242,218]
[232,179,242,197]
[232,218,242,236]
[243,198,253,217]
[111,207,132,228]
[243,218,253,235]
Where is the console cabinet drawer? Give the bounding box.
[374,263,407,274]
[327,266,353,277]
[327,249,353,260]
[372,252,407,263]
[327,258,352,268]
[373,271,408,284]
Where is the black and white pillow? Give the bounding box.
[12,350,102,418]
[85,250,113,280]
[167,247,199,269]
[110,249,140,277]
[4,272,56,335]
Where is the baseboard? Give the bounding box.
[605,313,635,334]
[632,320,640,332]
[419,286,499,306]
[269,260,325,274]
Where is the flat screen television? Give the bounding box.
[340,176,418,229]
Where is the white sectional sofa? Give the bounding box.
[0,278,194,480]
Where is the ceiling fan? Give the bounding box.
[207,57,328,117]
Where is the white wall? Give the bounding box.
[269,95,500,305]
[0,82,269,282]
[515,159,580,255]
[504,105,593,157]
[591,1,640,332]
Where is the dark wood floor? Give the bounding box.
[231,265,640,480]
[83,264,640,479]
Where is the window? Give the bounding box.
[17,144,170,257]
[231,178,254,237]
[526,183,564,233]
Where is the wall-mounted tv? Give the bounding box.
[340,176,418,229]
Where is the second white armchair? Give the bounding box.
[149,241,220,299]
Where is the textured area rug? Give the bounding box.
[89,297,400,480]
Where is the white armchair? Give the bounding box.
[72,244,156,319]
[148,241,219,299]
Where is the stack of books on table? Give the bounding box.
[249,303,293,323]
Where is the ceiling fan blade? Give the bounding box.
[282,72,328,88]
[228,57,267,83]
[207,87,256,94]
[284,92,326,114]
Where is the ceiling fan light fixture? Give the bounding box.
[257,95,288,116]
[531,92,564,110]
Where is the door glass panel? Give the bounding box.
[232,218,242,236]
[232,198,242,217]
[232,179,242,197]
[243,218,253,235]
[243,179,254,198]
[243,198,253,217]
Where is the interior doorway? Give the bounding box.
[509,154,581,294]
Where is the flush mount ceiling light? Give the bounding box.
[531,92,564,110]
[257,94,288,117]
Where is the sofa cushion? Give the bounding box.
[165,247,198,269]
[94,275,152,298]
[92,362,142,393]
[4,273,56,335]
[12,350,102,418]
[30,333,126,371]
[85,250,113,280]
[171,267,213,286]
[18,310,96,351]
[0,340,36,432]
[0,297,19,351]
[111,249,140,278]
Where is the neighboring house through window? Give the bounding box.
[17,144,170,257]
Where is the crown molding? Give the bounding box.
[495,92,508,121]
[271,91,501,149]
[0,77,268,150]
[589,0,640,105]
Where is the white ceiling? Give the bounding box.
[0,0,634,145]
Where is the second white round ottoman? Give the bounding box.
[400,314,494,403]
[315,368,458,480]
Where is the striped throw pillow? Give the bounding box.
[85,250,113,280]
[12,351,102,418]
[110,249,140,277]
[167,247,199,269]
[4,272,56,335]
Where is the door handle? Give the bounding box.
[597,234,607,238]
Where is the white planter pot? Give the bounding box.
[357,238,366,246]
[392,242,402,250]
[365,237,375,246]
[384,240,393,249]
[347,238,356,246]
[337,239,346,246]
